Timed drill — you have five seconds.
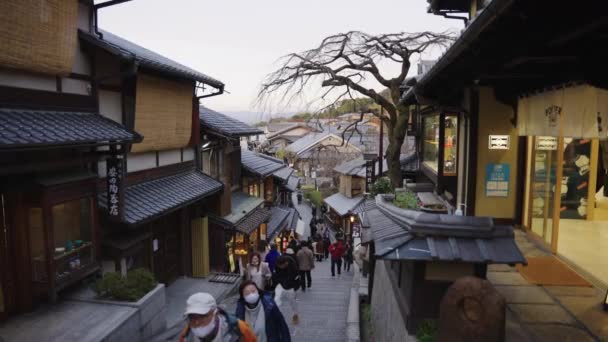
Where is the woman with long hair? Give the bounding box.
[243,252,272,290]
[236,280,291,342]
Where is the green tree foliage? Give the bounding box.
[369,177,393,196]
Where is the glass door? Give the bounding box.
[529,137,563,249]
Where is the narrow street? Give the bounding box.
[292,191,313,239]
[222,254,354,342]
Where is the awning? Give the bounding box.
[517,84,608,138]
[0,108,142,150]
[266,207,291,240]
[285,175,300,192]
[324,193,365,217]
[99,170,222,226]
[235,208,271,235]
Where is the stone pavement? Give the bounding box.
[222,256,354,342]
[487,229,607,341]
[292,191,313,239]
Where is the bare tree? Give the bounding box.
[258,31,454,187]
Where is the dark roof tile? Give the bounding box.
[99,170,222,226]
[200,106,263,137]
[0,108,141,150]
[79,30,223,89]
[241,149,285,178]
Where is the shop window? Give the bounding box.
[248,182,259,197]
[29,208,47,282]
[422,114,458,176]
[423,115,440,173]
[444,115,458,176]
[51,198,94,285]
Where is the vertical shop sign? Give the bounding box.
[106,156,124,219]
[365,160,376,193]
[485,163,510,197]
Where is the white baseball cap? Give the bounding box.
[184,292,216,316]
[285,248,295,255]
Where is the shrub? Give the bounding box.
[416,320,437,342]
[304,190,323,207]
[393,190,420,210]
[370,177,393,196]
[95,268,157,302]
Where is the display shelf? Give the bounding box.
[53,242,92,261]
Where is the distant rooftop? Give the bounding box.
[200,106,262,138]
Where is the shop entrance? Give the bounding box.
[526,137,608,285]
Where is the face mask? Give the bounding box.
[191,314,216,338]
[245,292,260,305]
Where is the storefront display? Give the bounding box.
[422,114,458,176]
[423,115,440,173]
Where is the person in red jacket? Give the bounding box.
[329,239,346,277]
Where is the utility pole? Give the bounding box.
[378,108,384,176]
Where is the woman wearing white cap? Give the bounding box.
[179,292,256,342]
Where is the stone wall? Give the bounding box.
[371,260,416,342]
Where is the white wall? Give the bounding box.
[61,78,89,95]
[158,149,182,166]
[127,152,157,173]
[99,90,122,123]
[183,148,195,162]
[0,69,56,91]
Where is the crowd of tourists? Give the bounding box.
[179,221,356,341]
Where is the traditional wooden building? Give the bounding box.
[0,0,144,319]
[403,0,608,289]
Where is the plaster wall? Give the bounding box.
[99,90,122,124]
[158,149,182,166]
[371,261,416,342]
[128,153,157,173]
[474,87,519,219]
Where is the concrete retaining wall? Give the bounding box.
[371,261,416,342]
[74,283,167,341]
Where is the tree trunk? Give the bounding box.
[386,109,410,188]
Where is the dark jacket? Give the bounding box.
[236,292,291,342]
[272,255,300,290]
[265,249,281,272]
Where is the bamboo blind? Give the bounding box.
[132,74,194,153]
[0,0,78,75]
[191,217,210,278]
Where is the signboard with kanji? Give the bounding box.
[365,160,376,193]
[106,156,124,219]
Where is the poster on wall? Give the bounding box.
[485,163,510,197]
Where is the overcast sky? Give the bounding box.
[99,0,461,117]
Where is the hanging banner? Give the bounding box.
[517,84,608,138]
[365,160,376,193]
[485,163,510,197]
[106,156,125,220]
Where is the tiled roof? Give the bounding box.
[323,193,365,217]
[286,175,300,192]
[273,166,294,182]
[200,106,262,138]
[267,207,291,239]
[287,207,300,230]
[241,149,285,178]
[334,152,418,177]
[364,195,526,265]
[223,192,264,224]
[0,108,141,150]
[79,30,223,89]
[99,170,222,226]
[235,208,272,235]
[286,132,361,156]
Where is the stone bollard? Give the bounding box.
[437,276,506,342]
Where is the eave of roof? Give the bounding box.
[98,170,222,226]
[241,149,285,178]
[199,106,263,138]
[79,29,224,89]
[0,108,142,150]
